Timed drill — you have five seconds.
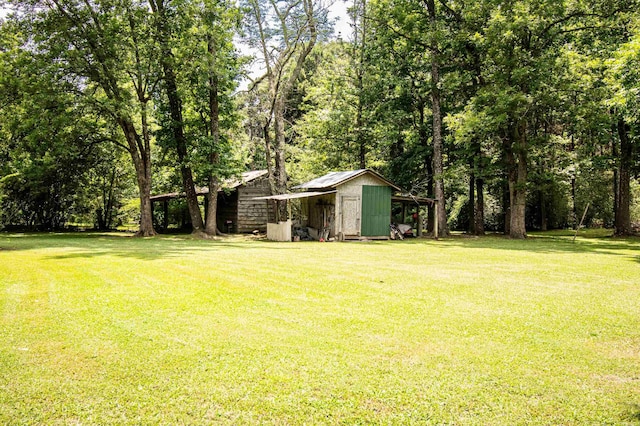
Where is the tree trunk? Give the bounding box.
[205,36,221,236]
[506,124,528,239]
[503,178,510,235]
[356,97,366,169]
[426,0,448,236]
[417,99,434,233]
[263,123,277,195]
[96,209,106,230]
[612,121,619,228]
[431,72,448,236]
[475,176,485,235]
[105,168,117,229]
[354,0,367,169]
[273,96,288,195]
[137,170,155,237]
[614,118,632,236]
[151,0,204,233]
[274,96,288,221]
[119,118,155,236]
[571,176,577,228]
[468,168,475,234]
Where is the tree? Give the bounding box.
[244,0,325,195]
[607,32,640,235]
[0,21,126,229]
[440,0,637,238]
[149,0,206,234]
[370,0,450,235]
[184,0,242,235]
[6,0,160,235]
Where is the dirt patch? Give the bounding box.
[596,374,640,384]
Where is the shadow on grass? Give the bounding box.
[625,403,640,422]
[399,231,640,261]
[0,231,297,260]
[2,229,638,261]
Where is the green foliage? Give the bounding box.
[290,42,363,182]
[2,0,639,233]
[153,0,244,188]
[606,26,640,121]
[0,22,131,229]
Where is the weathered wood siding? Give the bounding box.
[335,174,391,239]
[237,177,271,232]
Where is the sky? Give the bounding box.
[238,0,353,90]
[0,2,352,90]
[329,0,353,40]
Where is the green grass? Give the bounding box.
[1,231,639,424]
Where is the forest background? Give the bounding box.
[0,0,639,238]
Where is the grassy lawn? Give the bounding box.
[1,231,639,424]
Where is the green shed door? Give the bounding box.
[361,185,392,236]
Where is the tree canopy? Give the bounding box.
[0,0,638,236]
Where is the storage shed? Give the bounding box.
[150,170,271,233]
[217,170,272,233]
[294,169,401,240]
[256,169,403,241]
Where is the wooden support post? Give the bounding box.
[417,209,422,237]
[434,201,439,240]
[163,201,169,230]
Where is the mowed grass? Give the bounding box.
[0,231,639,425]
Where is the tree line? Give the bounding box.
[0,0,638,237]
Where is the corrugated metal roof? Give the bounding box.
[293,169,401,191]
[226,169,269,189]
[150,170,268,201]
[292,170,365,190]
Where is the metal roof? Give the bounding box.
[225,169,269,189]
[150,170,269,202]
[293,169,401,191]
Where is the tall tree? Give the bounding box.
[352,0,369,169]
[363,0,450,233]
[149,0,205,234]
[0,19,133,229]
[244,0,324,195]
[6,0,159,235]
[607,31,640,235]
[422,0,448,236]
[141,0,242,236]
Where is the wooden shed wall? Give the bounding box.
[237,177,271,232]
